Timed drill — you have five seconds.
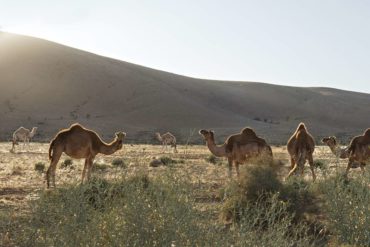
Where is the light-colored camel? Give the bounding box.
[286,123,316,181]
[321,136,361,168]
[11,126,38,152]
[345,128,370,176]
[199,129,273,177]
[321,136,349,159]
[155,132,178,153]
[46,123,126,188]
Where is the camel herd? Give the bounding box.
[7,122,370,188]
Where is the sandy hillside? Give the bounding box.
[0,32,369,144]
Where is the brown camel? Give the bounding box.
[199,129,272,177]
[345,128,370,176]
[46,123,126,188]
[286,123,316,181]
[225,127,270,153]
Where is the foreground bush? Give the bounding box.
[13,173,211,247]
[318,172,370,246]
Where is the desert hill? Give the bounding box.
[0,32,369,144]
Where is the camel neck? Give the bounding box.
[206,138,227,157]
[99,141,118,155]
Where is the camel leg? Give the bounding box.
[81,158,88,184]
[290,157,295,170]
[235,162,240,177]
[287,158,298,179]
[308,155,316,181]
[345,158,354,177]
[46,151,62,188]
[227,157,233,178]
[360,162,366,174]
[86,156,95,182]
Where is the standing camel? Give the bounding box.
[155,132,178,153]
[286,123,316,181]
[11,126,38,152]
[199,128,272,177]
[345,128,370,176]
[321,136,360,168]
[46,123,125,188]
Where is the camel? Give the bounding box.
[321,136,361,168]
[344,128,370,176]
[155,132,178,153]
[225,127,271,153]
[199,129,273,177]
[286,123,316,181]
[11,126,38,152]
[46,123,126,188]
[321,136,349,159]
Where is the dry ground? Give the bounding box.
[0,142,357,218]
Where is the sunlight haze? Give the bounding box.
[1,0,370,93]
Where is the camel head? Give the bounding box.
[114,132,126,150]
[30,127,38,137]
[321,136,337,147]
[199,129,214,141]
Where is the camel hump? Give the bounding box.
[241,127,257,137]
[297,122,306,131]
[363,128,370,137]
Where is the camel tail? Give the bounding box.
[49,138,56,160]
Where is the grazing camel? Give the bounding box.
[199,129,272,177]
[345,128,370,176]
[286,123,316,181]
[46,123,126,188]
[321,136,349,159]
[155,132,178,153]
[11,126,38,152]
[321,136,360,168]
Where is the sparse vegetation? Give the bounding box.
[111,158,126,168]
[93,162,110,171]
[60,158,73,169]
[34,162,45,173]
[0,143,368,246]
[205,154,218,164]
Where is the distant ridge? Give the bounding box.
[0,32,369,144]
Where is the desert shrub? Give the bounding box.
[92,162,110,172]
[111,158,126,168]
[205,154,218,165]
[231,194,318,247]
[159,156,178,166]
[34,162,45,173]
[221,164,318,223]
[60,158,73,169]
[318,173,370,246]
[220,165,282,222]
[313,159,325,169]
[15,173,212,247]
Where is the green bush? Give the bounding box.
[111,158,126,168]
[220,165,282,222]
[318,173,370,246]
[60,159,73,169]
[159,156,177,166]
[34,162,45,173]
[13,173,212,247]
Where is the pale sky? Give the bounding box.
[1,0,370,93]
